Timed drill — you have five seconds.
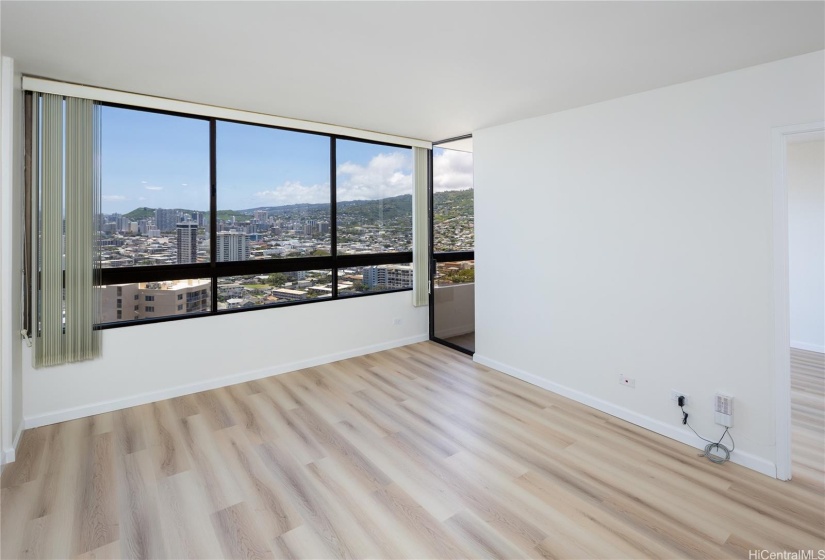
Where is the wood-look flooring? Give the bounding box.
[792,347,825,493]
[2,341,823,559]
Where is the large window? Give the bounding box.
[97,105,414,327]
[100,106,210,266]
[336,139,412,255]
[216,122,331,261]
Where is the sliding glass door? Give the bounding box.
[430,136,475,354]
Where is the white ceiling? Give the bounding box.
[2,1,823,142]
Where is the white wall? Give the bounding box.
[23,292,427,427]
[1,55,24,466]
[0,56,8,465]
[434,283,475,338]
[474,50,825,477]
[788,140,825,353]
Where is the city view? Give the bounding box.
[97,189,471,322]
[98,106,473,323]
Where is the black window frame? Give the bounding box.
[95,102,413,329]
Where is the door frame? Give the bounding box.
[772,120,824,480]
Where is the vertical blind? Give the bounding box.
[33,92,101,367]
[412,147,429,307]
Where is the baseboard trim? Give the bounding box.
[473,354,777,479]
[790,341,825,354]
[24,334,429,430]
[1,422,24,466]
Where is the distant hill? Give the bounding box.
[123,207,157,220]
[121,189,473,223]
[123,207,244,222]
[433,189,473,223]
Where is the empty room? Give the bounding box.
[1,2,823,559]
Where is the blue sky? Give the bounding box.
[101,106,471,214]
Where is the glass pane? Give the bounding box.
[336,140,412,254]
[433,260,475,352]
[216,122,331,261]
[100,107,210,267]
[217,270,333,309]
[433,147,474,252]
[435,260,475,286]
[340,263,413,296]
[98,279,211,324]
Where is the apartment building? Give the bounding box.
[98,279,211,323]
[216,230,250,262]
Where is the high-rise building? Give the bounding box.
[176,222,199,264]
[254,210,268,223]
[155,208,179,232]
[216,230,249,261]
[362,264,413,289]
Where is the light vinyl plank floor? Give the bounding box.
[791,347,825,493]
[2,341,823,559]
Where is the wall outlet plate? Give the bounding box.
[619,374,635,388]
[715,393,734,427]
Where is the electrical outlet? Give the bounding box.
[619,374,635,388]
[671,391,689,405]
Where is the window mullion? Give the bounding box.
[209,118,217,314]
[330,137,338,299]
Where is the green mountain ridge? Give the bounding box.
[122,190,473,223]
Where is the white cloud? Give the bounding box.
[145,186,163,191]
[250,151,414,208]
[254,181,329,206]
[102,195,127,201]
[337,151,412,201]
[433,149,473,192]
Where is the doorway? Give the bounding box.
[429,136,474,354]
[786,131,824,489]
